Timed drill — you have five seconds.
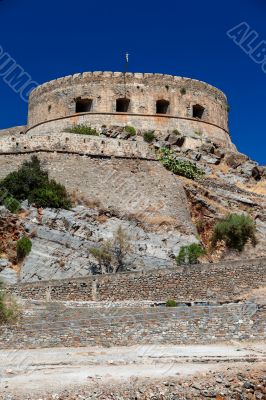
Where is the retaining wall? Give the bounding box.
[0,301,264,349]
[8,258,266,302]
[0,131,155,159]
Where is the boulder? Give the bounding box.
[167,133,185,147]
[225,152,249,169]
[200,143,215,154]
[0,267,18,284]
[0,259,10,271]
[153,141,170,149]
[202,154,221,165]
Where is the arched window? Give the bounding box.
[156,99,170,114]
[116,98,130,112]
[193,104,205,119]
[75,99,93,113]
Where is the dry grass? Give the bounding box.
[70,190,102,209]
[141,215,177,227]
[95,214,109,224]
[236,180,266,196]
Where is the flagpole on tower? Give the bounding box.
[124,52,129,98]
[125,52,129,73]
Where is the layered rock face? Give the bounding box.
[0,150,197,283]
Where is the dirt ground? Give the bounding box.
[0,342,265,399]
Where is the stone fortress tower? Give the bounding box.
[26,71,232,148]
[0,71,240,275]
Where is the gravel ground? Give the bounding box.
[0,343,265,399]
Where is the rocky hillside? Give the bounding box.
[0,129,265,284]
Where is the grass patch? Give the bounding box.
[65,124,99,135]
[143,131,155,143]
[166,299,177,307]
[124,126,136,136]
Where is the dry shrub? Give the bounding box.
[70,190,102,209]
[29,228,37,238]
[0,281,20,325]
[144,215,177,226]
[95,214,108,224]
[58,259,65,268]
[237,180,266,196]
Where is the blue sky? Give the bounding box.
[0,0,265,164]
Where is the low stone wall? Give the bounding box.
[0,301,264,349]
[0,131,155,159]
[8,258,266,302]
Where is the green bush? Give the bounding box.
[65,124,99,135]
[3,196,21,213]
[0,280,19,325]
[180,88,186,95]
[159,148,204,180]
[16,236,32,261]
[211,213,257,252]
[143,131,155,143]
[28,180,71,209]
[0,156,48,201]
[0,156,71,209]
[176,243,205,265]
[124,126,136,136]
[172,129,181,135]
[166,299,177,307]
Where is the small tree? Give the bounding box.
[89,243,112,274]
[16,236,32,261]
[112,226,132,273]
[89,226,131,274]
[176,243,205,265]
[211,213,257,252]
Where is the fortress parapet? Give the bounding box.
[27,72,231,148]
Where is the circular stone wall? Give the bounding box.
[28,72,231,146]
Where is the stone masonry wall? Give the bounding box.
[0,131,155,159]
[27,72,231,147]
[25,114,231,148]
[29,72,228,128]
[0,151,195,235]
[8,258,266,302]
[0,301,264,349]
